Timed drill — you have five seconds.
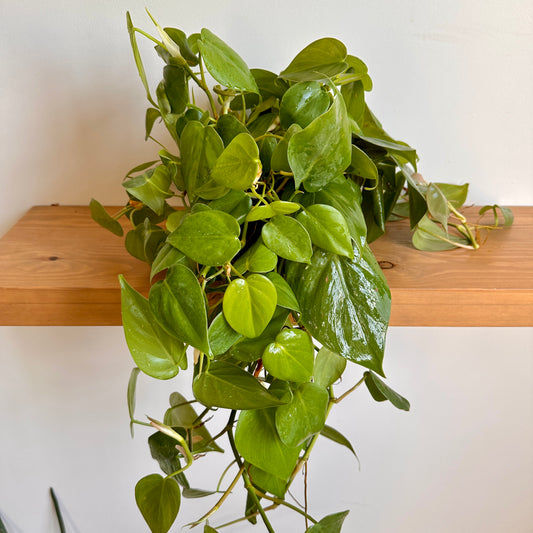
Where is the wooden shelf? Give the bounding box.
[0,205,531,326]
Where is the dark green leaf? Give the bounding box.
[362,178,386,243]
[90,199,123,236]
[150,243,190,280]
[148,431,189,486]
[182,488,216,499]
[164,27,199,65]
[149,265,210,353]
[364,371,410,411]
[251,68,288,99]
[320,425,358,460]
[125,219,166,264]
[262,215,313,263]
[123,165,173,215]
[120,275,186,379]
[203,526,219,533]
[215,113,248,146]
[288,92,352,192]
[349,144,378,181]
[263,328,314,383]
[276,382,328,446]
[193,361,286,409]
[258,136,277,174]
[155,82,179,143]
[145,108,162,140]
[198,29,259,93]
[126,12,154,104]
[286,247,390,376]
[297,204,353,258]
[280,81,331,129]
[211,133,261,191]
[223,274,277,338]
[314,348,346,388]
[265,272,300,312]
[280,38,348,82]
[135,474,180,533]
[235,408,300,479]
[163,65,188,114]
[306,510,350,533]
[168,210,241,266]
[408,183,428,229]
[208,312,242,356]
[341,79,365,126]
[209,190,252,223]
[271,123,302,173]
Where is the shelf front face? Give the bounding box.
[0,205,531,326]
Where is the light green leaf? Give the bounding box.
[209,190,252,223]
[479,204,514,226]
[280,81,331,129]
[234,240,277,274]
[126,12,154,105]
[320,425,358,461]
[286,247,390,376]
[120,276,186,379]
[145,108,162,140]
[349,144,378,181]
[280,38,348,82]
[275,382,328,447]
[208,312,242,356]
[263,329,314,383]
[223,274,277,338]
[288,93,352,192]
[135,474,180,533]
[427,183,450,231]
[364,371,410,411]
[297,204,353,258]
[436,182,469,209]
[198,29,259,93]
[127,367,141,436]
[265,272,300,312]
[248,465,287,498]
[90,199,123,236]
[168,210,241,266]
[165,209,188,233]
[193,361,286,410]
[211,133,261,191]
[203,526,219,533]
[123,165,173,215]
[235,408,300,479]
[262,215,313,263]
[314,348,346,388]
[182,488,216,499]
[413,215,470,251]
[246,201,301,222]
[306,511,350,533]
[341,80,365,126]
[149,265,209,353]
[125,219,166,264]
[150,243,190,280]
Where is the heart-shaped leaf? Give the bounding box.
[120,276,186,379]
[280,81,331,129]
[223,274,277,338]
[262,328,314,383]
[233,240,277,274]
[215,113,248,146]
[314,348,346,388]
[168,210,241,266]
[246,201,301,222]
[305,511,350,533]
[193,361,286,410]
[208,312,242,356]
[209,190,252,223]
[265,272,300,312]
[135,474,181,533]
[150,243,190,280]
[90,199,123,236]
[248,465,287,498]
[262,215,312,263]
[123,165,173,215]
[149,266,209,353]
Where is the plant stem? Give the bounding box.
[198,54,218,118]
[216,504,279,529]
[49,488,66,533]
[333,375,366,403]
[253,488,318,524]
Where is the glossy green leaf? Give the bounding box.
[211,133,261,191]
[135,474,180,533]
[258,136,277,174]
[297,204,353,258]
[168,210,241,266]
[208,312,242,356]
[235,408,300,479]
[262,215,313,263]
[164,392,223,454]
[248,465,287,498]
[246,201,301,222]
[127,367,141,436]
[229,308,290,362]
[314,348,346,388]
[215,113,248,146]
[165,209,188,233]
[310,178,367,247]
[263,328,314,383]
[427,183,450,231]
[198,29,259,93]
[247,112,277,137]
[280,38,348,82]
[209,190,252,223]
[265,272,300,312]
[286,247,390,376]
[234,240,277,274]
[271,123,302,173]
[163,65,187,114]
[364,371,410,411]
[288,93,352,192]
[193,361,286,410]
[180,121,227,200]
[120,276,186,379]
[90,199,123,236]
[280,81,331,129]
[123,165,172,215]
[223,274,277,338]
[320,425,358,460]
[149,265,209,353]
[349,144,378,181]
[362,178,386,243]
[412,215,470,251]
[306,510,349,533]
[436,182,469,209]
[150,243,189,280]
[125,219,166,264]
[276,382,328,446]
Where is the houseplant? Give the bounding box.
[91,11,512,533]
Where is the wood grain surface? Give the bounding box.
[0,205,531,326]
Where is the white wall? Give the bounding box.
[0,1,532,532]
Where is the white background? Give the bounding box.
[0,1,532,532]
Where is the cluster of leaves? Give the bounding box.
[91,11,510,533]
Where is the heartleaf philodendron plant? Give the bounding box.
[91,11,513,533]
